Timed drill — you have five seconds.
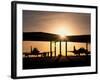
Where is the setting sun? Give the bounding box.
[55,27,68,39]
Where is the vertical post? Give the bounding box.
[86,42,88,51]
[59,41,61,56]
[48,52,49,57]
[65,41,67,56]
[50,41,52,57]
[54,41,56,57]
[31,46,32,54]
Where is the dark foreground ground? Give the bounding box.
[23,55,91,69]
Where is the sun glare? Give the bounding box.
[56,27,68,39]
